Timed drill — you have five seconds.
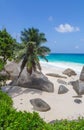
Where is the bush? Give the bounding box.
[0,90,13,106]
[0,59,7,88]
[1,90,84,130]
[0,90,51,130]
[52,119,84,130]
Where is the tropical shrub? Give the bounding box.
[1,90,84,129]
[0,90,52,130]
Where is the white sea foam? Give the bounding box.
[40,61,83,74]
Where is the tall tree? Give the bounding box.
[20,27,50,61]
[0,28,15,63]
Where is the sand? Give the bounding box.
[4,62,84,122]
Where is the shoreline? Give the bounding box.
[40,61,83,74]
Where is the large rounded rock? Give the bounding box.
[5,62,20,79]
[63,68,77,77]
[71,80,79,95]
[80,66,84,81]
[10,69,54,93]
[71,80,84,95]
[5,62,54,92]
[58,85,69,94]
[30,98,51,112]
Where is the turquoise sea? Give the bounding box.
[40,53,84,73]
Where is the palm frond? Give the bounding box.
[38,46,51,56]
[40,55,48,62]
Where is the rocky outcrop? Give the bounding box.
[63,68,77,77]
[58,85,69,94]
[46,73,67,78]
[80,66,84,81]
[71,80,84,95]
[10,68,54,93]
[5,62,20,79]
[30,98,51,112]
[4,62,54,92]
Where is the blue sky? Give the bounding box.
[0,0,84,53]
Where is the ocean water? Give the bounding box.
[40,53,84,73]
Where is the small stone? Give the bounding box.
[58,85,69,94]
[74,99,82,104]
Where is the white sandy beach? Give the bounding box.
[5,62,84,123]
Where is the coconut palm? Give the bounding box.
[18,41,41,77]
[21,27,50,61]
[18,28,50,76]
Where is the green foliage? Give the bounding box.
[18,42,41,77]
[51,119,84,130]
[20,27,50,61]
[0,90,13,106]
[21,27,47,46]
[13,42,26,60]
[0,90,52,130]
[0,28,15,62]
[0,59,5,71]
[18,27,51,76]
[1,90,84,129]
[0,59,6,88]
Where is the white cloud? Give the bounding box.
[48,16,53,22]
[55,24,80,33]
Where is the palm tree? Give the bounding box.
[21,27,50,61]
[18,41,41,77]
[18,27,50,76]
